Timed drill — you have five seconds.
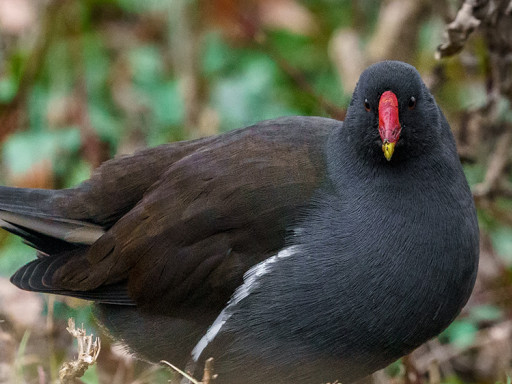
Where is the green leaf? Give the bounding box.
[439,320,477,349]
[81,364,99,384]
[458,82,488,110]
[441,375,466,384]
[384,359,403,378]
[129,45,164,87]
[150,81,184,128]
[115,0,170,13]
[268,30,318,71]
[88,101,122,144]
[202,33,234,76]
[44,40,73,92]
[2,129,81,176]
[83,32,111,96]
[0,235,34,276]
[314,70,345,106]
[61,159,92,188]
[490,226,512,265]
[418,17,445,54]
[27,84,50,132]
[463,163,485,187]
[302,0,355,30]
[0,76,18,102]
[48,301,94,327]
[469,305,503,323]
[211,56,300,130]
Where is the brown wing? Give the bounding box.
[10,117,339,313]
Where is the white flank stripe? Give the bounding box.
[190,245,300,361]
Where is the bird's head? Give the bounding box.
[343,61,440,164]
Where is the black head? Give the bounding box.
[342,61,441,165]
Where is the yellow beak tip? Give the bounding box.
[382,142,395,161]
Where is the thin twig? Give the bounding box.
[161,360,200,384]
[162,357,217,384]
[59,318,101,384]
[436,0,482,59]
[473,124,512,198]
[201,358,216,384]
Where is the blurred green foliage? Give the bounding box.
[0,0,510,383]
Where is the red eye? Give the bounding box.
[364,99,371,112]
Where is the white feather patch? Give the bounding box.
[190,245,300,361]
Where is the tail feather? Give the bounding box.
[11,258,135,305]
[1,186,134,306]
[0,218,79,255]
[42,255,68,286]
[0,210,104,247]
[0,186,63,215]
[12,260,32,291]
[0,186,104,248]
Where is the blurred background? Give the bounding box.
[0,0,511,383]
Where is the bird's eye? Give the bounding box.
[408,96,416,110]
[364,99,371,112]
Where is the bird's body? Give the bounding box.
[4,61,478,383]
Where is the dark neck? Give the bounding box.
[325,125,467,202]
[287,126,480,359]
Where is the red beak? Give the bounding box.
[378,90,401,161]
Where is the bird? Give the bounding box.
[3,61,478,384]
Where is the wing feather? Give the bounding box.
[7,117,339,313]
